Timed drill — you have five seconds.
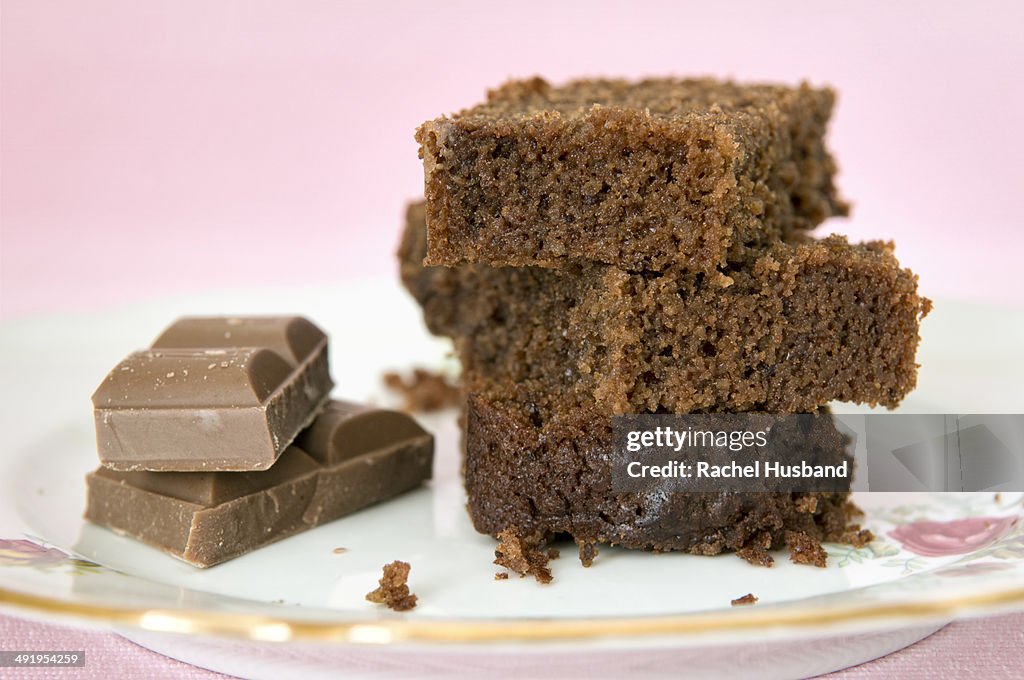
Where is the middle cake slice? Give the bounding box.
[400,203,929,415]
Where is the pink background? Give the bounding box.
[2,1,1023,319]
[2,1,1023,676]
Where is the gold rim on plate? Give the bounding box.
[2,584,1023,644]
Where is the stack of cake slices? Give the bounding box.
[401,77,930,565]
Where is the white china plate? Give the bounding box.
[1,281,1022,679]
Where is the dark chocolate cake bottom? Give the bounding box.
[465,392,865,561]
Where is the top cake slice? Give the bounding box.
[416,77,848,272]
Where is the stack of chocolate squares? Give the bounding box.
[401,77,930,565]
[85,317,433,567]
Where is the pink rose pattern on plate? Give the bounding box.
[889,516,1018,557]
[0,538,101,573]
[933,562,1015,578]
[0,539,71,567]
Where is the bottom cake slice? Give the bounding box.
[464,390,867,564]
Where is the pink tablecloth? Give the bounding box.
[2,611,1022,678]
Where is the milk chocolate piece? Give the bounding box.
[296,400,434,524]
[85,446,321,567]
[92,316,333,471]
[84,401,434,568]
[152,316,325,366]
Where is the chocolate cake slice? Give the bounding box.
[416,77,847,272]
[399,203,930,413]
[464,389,862,561]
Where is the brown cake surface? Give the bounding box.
[464,390,861,559]
[399,204,930,413]
[397,202,468,338]
[416,77,847,272]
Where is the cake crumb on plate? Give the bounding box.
[494,528,554,584]
[382,368,460,412]
[786,531,829,568]
[366,560,418,611]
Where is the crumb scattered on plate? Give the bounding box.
[366,560,418,611]
[839,526,874,548]
[575,538,598,567]
[785,530,828,568]
[332,547,348,554]
[382,368,460,412]
[736,531,774,567]
[731,593,758,606]
[494,528,554,584]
